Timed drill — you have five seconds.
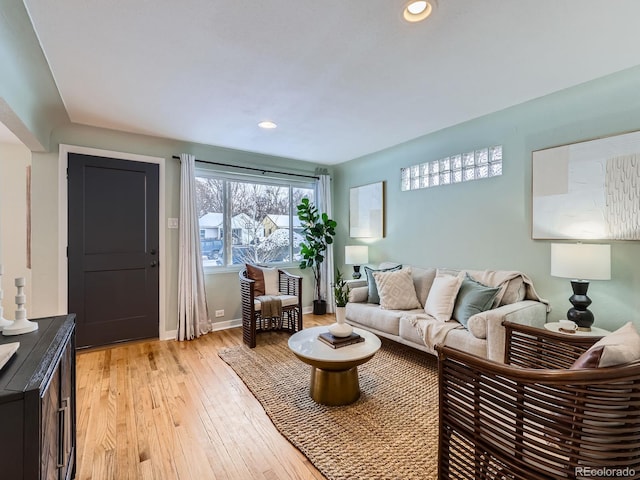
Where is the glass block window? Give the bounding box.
[401,145,502,191]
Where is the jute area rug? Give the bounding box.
[218,332,439,480]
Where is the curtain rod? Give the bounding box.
[172,155,319,180]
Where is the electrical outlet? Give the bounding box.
[215,309,224,318]
[168,217,179,229]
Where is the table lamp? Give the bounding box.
[550,243,611,332]
[345,246,369,279]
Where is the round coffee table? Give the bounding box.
[288,325,381,406]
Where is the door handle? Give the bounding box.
[150,260,158,267]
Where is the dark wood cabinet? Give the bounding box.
[0,315,76,480]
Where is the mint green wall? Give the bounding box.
[29,123,323,335]
[334,65,640,332]
[4,0,640,334]
[0,0,68,150]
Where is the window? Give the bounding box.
[195,170,315,268]
[401,145,502,191]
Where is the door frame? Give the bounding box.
[58,144,169,339]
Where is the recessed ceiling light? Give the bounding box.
[403,1,433,23]
[258,120,277,129]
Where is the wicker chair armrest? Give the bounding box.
[437,342,640,384]
[239,269,254,285]
[239,269,255,297]
[503,321,599,369]
[278,269,302,298]
[278,269,301,280]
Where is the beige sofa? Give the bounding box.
[345,263,549,362]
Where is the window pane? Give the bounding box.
[292,188,314,262]
[196,177,224,266]
[229,181,290,265]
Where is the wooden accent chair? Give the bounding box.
[239,268,303,348]
[436,322,640,480]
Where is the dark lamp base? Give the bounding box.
[567,280,595,331]
[352,265,362,279]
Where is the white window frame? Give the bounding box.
[195,167,316,273]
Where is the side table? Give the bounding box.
[544,322,611,337]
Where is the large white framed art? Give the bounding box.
[350,181,384,238]
[532,130,640,240]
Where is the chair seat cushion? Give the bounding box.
[254,295,298,311]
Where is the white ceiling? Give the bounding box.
[21,0,640,164]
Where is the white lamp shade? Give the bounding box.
[550,243,611,280]
[345,245,369,265]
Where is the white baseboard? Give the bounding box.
[211,318,242,331]
[162,311,318,341]
[160,329,177,341]
[161,318,243,341]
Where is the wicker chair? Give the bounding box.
[436,322,640,480]
[239,268,303,348]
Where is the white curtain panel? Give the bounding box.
[318,174,335,312]
[177,153,211,340]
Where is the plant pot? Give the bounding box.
[313,299,327,315]
[328,306,353,337]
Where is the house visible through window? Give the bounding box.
[195,169,315,267]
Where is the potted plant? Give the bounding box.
[297,197,337,314]
[333,268,350,308]
[329,268,353,337]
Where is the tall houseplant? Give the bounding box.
[297,197,337,314]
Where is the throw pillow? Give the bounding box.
[453,274,500,329]
[245,264,280,296]
[571,322,640,369]
[365,264,402,303]
[372,267,421,310]
[424,270,465,322]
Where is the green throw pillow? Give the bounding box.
[453,274,500,328]
[365,264,402,303]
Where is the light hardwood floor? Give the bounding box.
[76,314,334,480]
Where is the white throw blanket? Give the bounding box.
[469,270,550,312]
[406,271,550,351]
[406,314,462,351]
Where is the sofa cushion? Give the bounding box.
[377,263,436,307]
[571,322,640,369]
[410,267,438,307]
[373,267,422,310]
[365,264,402,303]
[498,277,526,306]
[466,270,527,307]
[453,274,500,328]
[246,264,279,296]
[254,295,298,310]
[346,302,413,336]
[424,270,464,322]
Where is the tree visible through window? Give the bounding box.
[195,171,315,267]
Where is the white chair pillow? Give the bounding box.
[424,270,464,322]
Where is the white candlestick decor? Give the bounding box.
[0,266,13,330]
[2,277,38,336]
